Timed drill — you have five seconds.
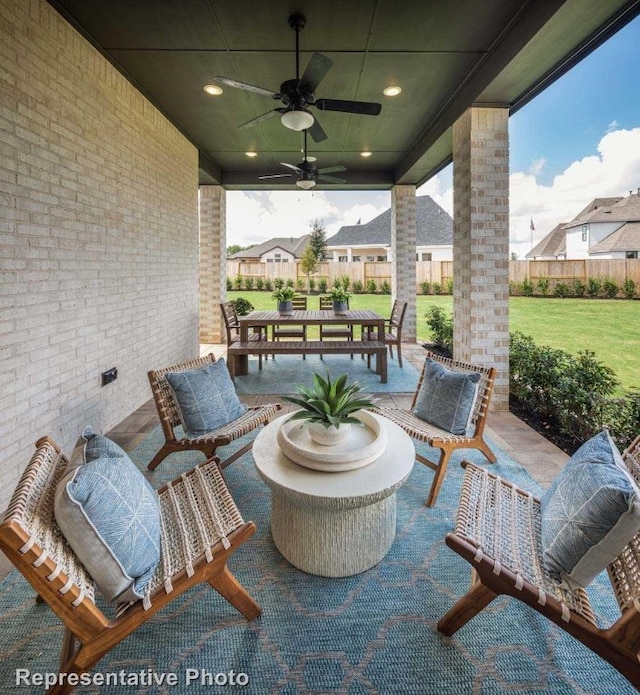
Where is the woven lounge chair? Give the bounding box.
[147,353,281,470]
[0,436,261,695]
[437,435,640,690]
[373,351,496,506]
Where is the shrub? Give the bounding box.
[571,278,586,297]
[425,305,453,352]
[255,278,264,291]
[536,276,549,296]
[295,278,305,291]
[602,278,619,298]
[234,275,243,290]
[274,277,284,289]
[264,278,273,292]
[623,277,636,299]
[226,277,233,291]
[432,282,441,295]
[308,278,316,292]
[318,278,328,293]
[521,277,534,296]
[243,277,254,291]
[553,282,570,298]
[420,281,431,295]
[232,297,254,316]
[285,278,295,288]
[352,280,364,294]
[587,277,601,297]
[446,279,454,295]
[341,275,350,291]
[509,281,521,296]
[366,279,377,294]
[332,277,341,289]
[380,280,391,295]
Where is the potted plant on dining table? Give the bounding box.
[283,373,376,446]
[272,285,297,314]
[328,285,350,313]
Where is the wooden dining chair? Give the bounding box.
[318,295,353,358]
[0,436,261,695]
[220,301,263,370]
[272,295,307,359]
[363,299,408,367]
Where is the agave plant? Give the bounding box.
[283,373,376,429]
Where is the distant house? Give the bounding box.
[527,191,640,260]
[325,195,453,262]
[228,234,310,263]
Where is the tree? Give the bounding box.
[299,244,319,294]
[226,244,250,256]
[308,220,327,261]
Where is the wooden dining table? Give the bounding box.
[228,309,387,381]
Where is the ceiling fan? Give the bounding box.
[258,131,347,189]
[213,13,381,143]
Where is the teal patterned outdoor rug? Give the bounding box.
[233,354,420,395]
[0,428,634,694]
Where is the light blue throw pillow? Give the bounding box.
[165,358,247,438]
[412,358,481,435]
[540,429,640,589]
[54,433,161,603]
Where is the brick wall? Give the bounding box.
[0,0,199,508]
[390,185,417,341]
[199,186,226,344]
[453,107,510,409]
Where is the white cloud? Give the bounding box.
[527,157,546,176]
[510,126,640,258]
[417,171,453,215]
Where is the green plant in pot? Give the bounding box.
[272,286,296,314]
[283,373,376,446]
[328,285,350,313]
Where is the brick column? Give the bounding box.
[391,185,417,341]
[452,107,510,409]
[199,185,226,344]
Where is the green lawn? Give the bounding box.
[227,292,640,391]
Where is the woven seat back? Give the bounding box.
[0,437,107,638]
[415,351,495,430]
[148,354,217,434]
[608,435,640,612]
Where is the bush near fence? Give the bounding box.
[227,259,640,297]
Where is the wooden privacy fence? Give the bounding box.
[227,259,640,294]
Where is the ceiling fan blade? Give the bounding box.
[298,53,333,94]
[318,174,347,184]
[238,109,279,130]
[281,162,303,173]
[307,118,328,143]
[317,165,346,174]
[258,174,293,179]
[315,98,381,116]
[213,76,279,99]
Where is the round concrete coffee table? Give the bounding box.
[253,412,415,577]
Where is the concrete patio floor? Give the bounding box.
[0,342,568,581]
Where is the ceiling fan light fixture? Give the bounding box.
[360,151,373,158]
[281,108,314,132]
[296,178,316,190]
[383,85,401,97]
[244,151,258,157]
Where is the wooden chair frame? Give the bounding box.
[220,300,263,370]
[0,437,261,695]
[437,436,640,690]
[147,353,281,470]
[363,299,407,367]
[374,351,496,506]
[318,295,353,358]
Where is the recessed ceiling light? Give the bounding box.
[244,151,258,158]
[360,151,373,158]
[383,86,401,97]
[203,84,223,96]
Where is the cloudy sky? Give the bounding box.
[227,15,640,258]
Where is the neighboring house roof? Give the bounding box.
[326,195,452,247]
[229,234,310,259]
[526,223,567,258]
[566,197,623,226]
[565,194,640,226]
[590,222,640,254]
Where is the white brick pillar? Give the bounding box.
[452,107,510,410]
[391,185,417,341]
[199,185,226,344]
